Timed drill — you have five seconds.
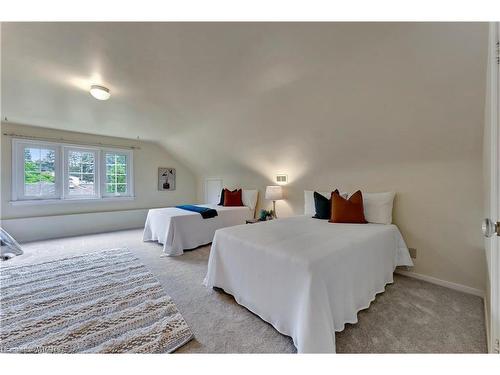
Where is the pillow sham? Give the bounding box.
[242,189,258,212]
[223,189,244,206]
[330,190,367,224]
[362,191,396,224]
[313,191,331,219]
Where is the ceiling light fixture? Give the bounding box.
[89,85,110,101]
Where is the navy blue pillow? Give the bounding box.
[218,189,226,206]
[313,191,331,219]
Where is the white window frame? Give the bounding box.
[63,146,100,200]
[11,138,134,205]
[101,149,134,198]
[12,139,62,201]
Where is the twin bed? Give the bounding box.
[143,189,258,256]
[143,204,253,256]
[143,190,413,353]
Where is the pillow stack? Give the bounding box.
[304,190,347,217]
[218,188,244,207]
[308,189,395,224]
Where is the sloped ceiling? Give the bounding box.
[1,22,488,176]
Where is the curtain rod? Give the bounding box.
[2,132,141,150]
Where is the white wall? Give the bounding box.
[0,122,197,241]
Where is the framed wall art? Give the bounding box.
[158,167,176,191]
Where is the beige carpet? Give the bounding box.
[4,229,487,353]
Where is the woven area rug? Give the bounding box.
[0,248,193,353]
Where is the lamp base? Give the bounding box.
[272,200,277,218]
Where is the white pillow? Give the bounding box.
[361,192,396,224]
[242,189,258,212]
[304,190,347,216]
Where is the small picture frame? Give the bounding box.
[158,168,176,191]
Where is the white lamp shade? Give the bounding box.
[265,185,283,200]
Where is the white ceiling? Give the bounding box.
[1,22,488,175]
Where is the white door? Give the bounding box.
[205,178,223,204]
[483,22,500,354]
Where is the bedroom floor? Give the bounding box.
[4,229,487,353]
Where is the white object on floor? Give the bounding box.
[0,228,23,260]
[143,204,252,256]
[204,215,413,353]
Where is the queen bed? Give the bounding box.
[143,190,257,256]
[204,214,413,353]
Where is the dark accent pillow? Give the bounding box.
[218,188,226,205]
[330,190,368,224]
[313,191,332,220]
[223,189,244,206]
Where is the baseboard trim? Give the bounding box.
[484,297,491,353]
[395,269,485,298]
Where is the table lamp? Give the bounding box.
[265,185,283,218]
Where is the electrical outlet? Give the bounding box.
[409,248,417,259]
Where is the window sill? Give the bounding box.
[9,196,136,206]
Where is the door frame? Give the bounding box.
[486,21,500,353]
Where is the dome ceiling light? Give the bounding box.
[89,84,110,100]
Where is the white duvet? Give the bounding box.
[204,215,413,353]
[143,204,252,256]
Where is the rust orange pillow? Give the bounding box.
[330,190,368,224]
[223,188,244,206]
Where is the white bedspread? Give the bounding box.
[204,215,413,353]
[143,204,252,256]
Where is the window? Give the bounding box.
[65,148,98,198]
[14,142,60,200]
[12,139,134,203]
[104,151,130,196]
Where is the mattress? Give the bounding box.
[143,204,252,256]
[204,215,413,353]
